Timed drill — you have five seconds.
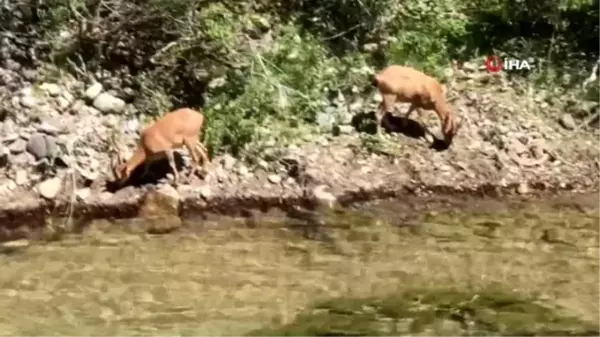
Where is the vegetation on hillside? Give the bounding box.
[1,0,598,157]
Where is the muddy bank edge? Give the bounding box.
[0,175,597,242]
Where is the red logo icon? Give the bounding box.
[485,56,503,73]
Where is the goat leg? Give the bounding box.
[166,150,179,186]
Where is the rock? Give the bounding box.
[8,138,27,154]
[373,92,382,103]
[463,61,477,72]
[75,188,91,201]
[138,184,182,233]
[208,77,227,90]
[39,83,61,96]
[214,166,227,183]
[78,167,99,184]
[19,95,36,108]
[516,182,529,195]
[69,99,86,115]
[87,157,100,170]
[337,125,354,134]
[19,131,30,140]
[251,15,271,31]
[99,191,114,201]
[258,160,269,170]
[312,184,337,209]
[221,154,236,170]
[36,177,63,199]
[124,119,140,134]
[3,59,20,71]
[316,110,336,131]
[92,93,125,114]
[56,96,71,110]
[362,43,378,52]
[44,135,58,158]
[2,132,19,143]
[85,82,103,100]
[38,119,62,135]
[347,100,363,113]
[10,95,20,109]
[22,69,37,81]
[559,113,576,130]
[62,90,75,103]
[237,165,250,177]
[423,132,435,143]
[198,185,212,200]
[268,174,282,184]
[140,184,180,216]
[10,153,35,166]
[284,177,296,186]
[0,180,17,197]
[14,169,27,186]
[26,133,50,160]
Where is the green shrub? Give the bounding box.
[203,23,371,156]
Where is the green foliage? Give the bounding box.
[3,0,597,159]
[384,0,469,78]
[202,23,371,155]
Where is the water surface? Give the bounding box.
[0,196,597,335]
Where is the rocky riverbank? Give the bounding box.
[0,62,598,240]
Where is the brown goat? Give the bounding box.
[111,108,210,186]
[371,65,459,144]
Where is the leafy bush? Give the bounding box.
[203,23,371,155]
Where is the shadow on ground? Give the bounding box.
[351,111,451,151]
[105,152,186,192]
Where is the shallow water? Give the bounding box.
[0,196,598,336]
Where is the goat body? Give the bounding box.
[371,65,459,144]
[112,108,210,186]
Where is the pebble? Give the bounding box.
[20,95,36,108]
[40,83,61,96]
[76,188,91,201]
[267,174,281,184]
[198,185,212,199]
[92,92,126,114]
[516,182,530,195]
[85,82,103,100]
[559,113,576,130]
[8,138,27,153]
[312,184,336,209]
[14,170,27,186]
[37,177,63,199]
